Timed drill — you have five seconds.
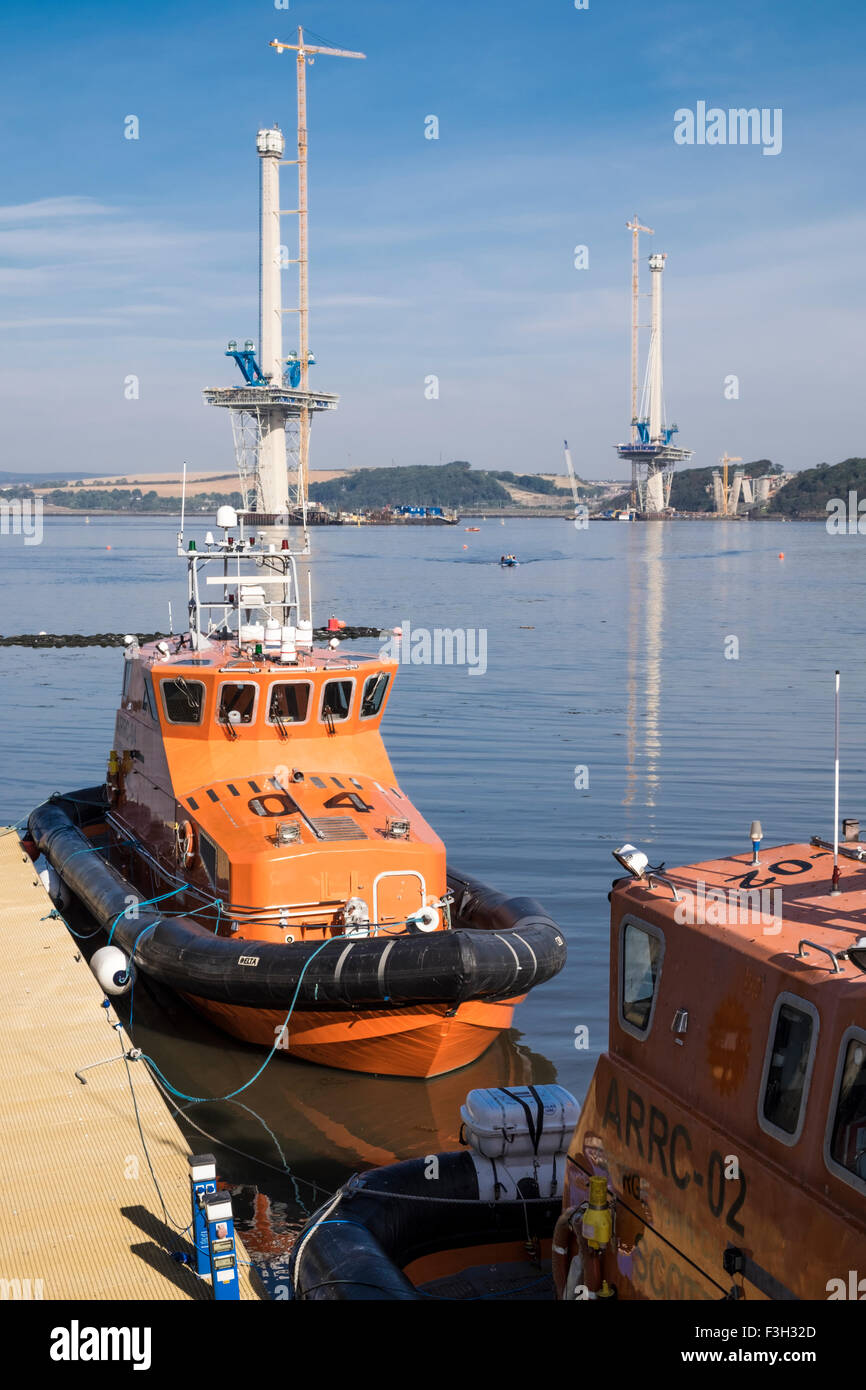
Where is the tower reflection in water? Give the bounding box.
[624,523,664,828]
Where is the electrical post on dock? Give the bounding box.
[204,1191,241,1301]
[188,1153,218,1277]
[189,1152,241,1299]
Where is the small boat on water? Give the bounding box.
[287,816,866,1295]
[289,1084,578,1299]
[499,555,519,567]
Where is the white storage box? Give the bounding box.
[460,1085,580,1160]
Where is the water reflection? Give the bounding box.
[624,523,665,826]
[117,961,557,1282]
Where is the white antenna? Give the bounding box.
[180,461,187,540]
[168,601,173,636]
[307,569,313,627]
[832,670,841,895]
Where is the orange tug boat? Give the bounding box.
[28,518,565,1079]
[287,830,866,1300]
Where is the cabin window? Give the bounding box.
[759,995,818,1144]
[199,832,217,887]
[141,669,157,721]
[268,682,311,725]
[198,830,229,892]
[218,683,257,726]
[360,673,390,719]
[619,921,664,1036]
[161,678,205,724]
[321,679,354,723]
[122,657,133,703]
[827,1031,866,1189]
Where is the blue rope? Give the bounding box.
[62,837,135,863]
[106,885,186,944]
[140,936,334,1104]
[119,919,162,1029]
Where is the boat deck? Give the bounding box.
[0,829,264,1300]
[419,1259,554,1301]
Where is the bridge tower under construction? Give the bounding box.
[615,239,693,514]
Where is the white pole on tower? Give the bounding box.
[647,253,666,443]
[256,127,289,515]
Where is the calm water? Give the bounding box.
[2,513,863,1286]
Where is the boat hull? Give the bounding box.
[29,791,567,1079]
[182,993,521,1078]
[290,1149,560,1299]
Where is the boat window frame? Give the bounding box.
[319,676,356,726]
[215,680,259,729]
[757,991,820,1147]
[617,914,665,1041]
[265,680,313,728]
[360,671,391,720]
[142,668,158,722]
[823,1024,866,1198]
[160,676,206,726]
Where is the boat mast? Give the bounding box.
[270,27,366,514]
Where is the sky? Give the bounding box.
[2,0,865,481]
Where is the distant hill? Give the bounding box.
[768,457,866,517]
[0,470,118,485]
[487,469,571,497]
[309,461,512,509]
[41,487,243,513]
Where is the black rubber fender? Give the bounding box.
[29,793,567,1013]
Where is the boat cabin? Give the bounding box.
[564,836,866,1299]
[104,516,447,943]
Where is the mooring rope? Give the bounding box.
[139,936,335,1104]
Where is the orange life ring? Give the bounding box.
[176,820,195,868]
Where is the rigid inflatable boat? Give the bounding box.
[24,519,566,1081]
[30,789,565,1077]
[289,1084,578,1299]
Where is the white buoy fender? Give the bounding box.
[407,905,440,933]
[38,865,71,911]
[90,945,133,996]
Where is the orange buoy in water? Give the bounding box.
[779,552,784,559]
[106,545,112,551]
